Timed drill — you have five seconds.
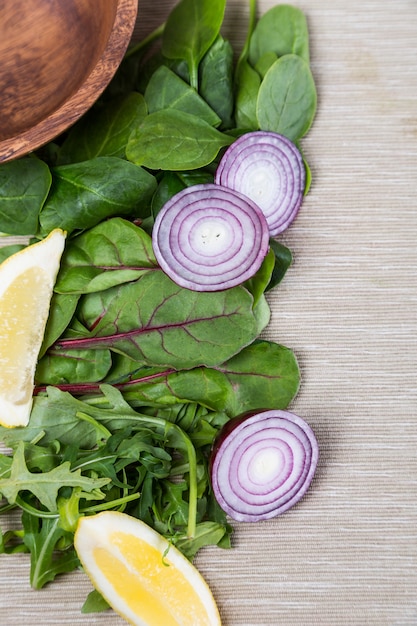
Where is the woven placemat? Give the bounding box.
[1,1,416,624]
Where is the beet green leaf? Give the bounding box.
[57,271,266,369]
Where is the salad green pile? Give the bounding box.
[0,0,316,613]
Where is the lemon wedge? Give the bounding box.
[0,229,66,428]
[74,511,222,626]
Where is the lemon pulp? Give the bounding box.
[0,267,50,403]
[94,532,213,626]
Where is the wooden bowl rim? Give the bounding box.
[0,0,138,163]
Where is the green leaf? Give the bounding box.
[234,60,261,130]
[0,243,26,263]
[145,65,221,127]
[58,92,148,163]
[39,292,80,357]
[199,36,234,129]
[175,521,231,560]
[69,271,264,368]
[39,157,157,234]
[126,109,233,171]
[266,239,293,291]
[162,0,227,89]
[81,589,111,614]
[0,442,110,511]
[244,248,275,305]
[218,340,300,414]
[248,5,310,66]
[107,362,233,412]
[257,54,317,141]
[22,514,80,589]
[35,346,112,386]
[55,218,157,294]
[0,157,51,235]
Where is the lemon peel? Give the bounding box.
[0,229,66,427]
[74,511,222,626]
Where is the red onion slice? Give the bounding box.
[215,131,306,236]
[152,183,269,291]
[210,410,318,522]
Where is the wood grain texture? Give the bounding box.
[0,1,416,624]
[0,0,138,162]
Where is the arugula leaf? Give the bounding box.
[22,513,80,589]
[0,442,110,512]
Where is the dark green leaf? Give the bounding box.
[0,243,26,263]
[126,109,233,171]
[58,93,148,163]
[145,65,221,127]
[234,60,261,130]
[199,36,235,129]
[162,0,227,88]
[39,157,157,234]
[266,239,293,291]
[0,158,51,235]
[257,54,317,141]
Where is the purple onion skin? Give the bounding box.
[215,131,306,236]
[210,409,319,522]
[152,183,270,292]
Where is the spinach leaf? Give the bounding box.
[151,170,214,218]
[267,239,293,291]
[256,54,317,141]
[126,109,233,171]
[145,65,221,127]
[39,157,157,234]
[162,0,227,89]
[0,243,26,263]
[199,36,235,129]
[58,93,148,163]
[248,4,310,66]
[55,218,157,294]
[234,60,261,130]
[0,158,51,235]
[62,271,266,369]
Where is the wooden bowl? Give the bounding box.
[0,0,138,163]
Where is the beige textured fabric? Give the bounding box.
[1,1,416,624]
